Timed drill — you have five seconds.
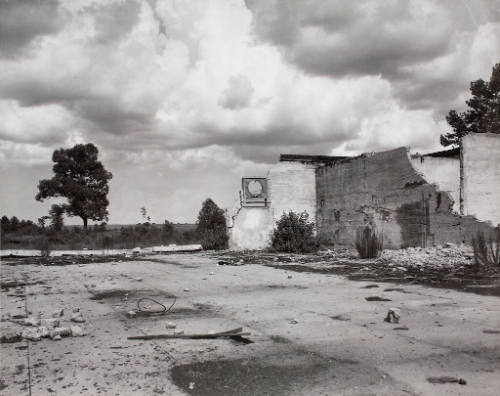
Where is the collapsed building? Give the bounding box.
[228,133,500,250]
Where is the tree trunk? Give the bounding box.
[82,217,88,229]
[459,138,464,215]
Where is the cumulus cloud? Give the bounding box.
[244,0,500,113]
[0,0,63,57]
[219,75,254,109]
[0,0,499,222]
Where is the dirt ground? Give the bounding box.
[1,252,500,395]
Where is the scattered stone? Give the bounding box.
[165,322,176,329]
[127,310,137,318]
[287,275,292,279]
[173,330,184,335]
[183,288,189,292]
[384,308,401,324]
[483,329,500,334]
[136,278,143,282]
[0,332,22,343]
[52,335,62,341]
[427,376,466,385]
[209,272,215,275]
[38,326,50,338]
[330,314,350,321]
[70,325,84,337]
[393,327,409,331]
[189,382,195,390]
[73,307,80,313]
[362,284,379,289]
[22,328,42,342]
[70,313,85,323]
[49,327,71,339]
[290,319,299,324]
[52,309,64,318]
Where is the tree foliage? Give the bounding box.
[35,143,113,228]
[271,211,318,253]
[49,204,65,231]
[196,198,228,250]
[441,63,500,147]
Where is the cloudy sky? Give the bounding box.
[1,0,499,225]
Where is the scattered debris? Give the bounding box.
[393,327,409,331]
[52,309,64,318]
[52,335,62,341]
[290,319,299,324]
[427,376,467,385]
[70,325,85,337]
[49,327,71,339]
[330,314,350,321]
[165,321,176,329]
[482,329,500,334]
[22,328,42,342]
[127,310,137,318]
[70,313,86,323]
[365,296,392,302]
[384,308,401,323]
[128,327,249,340]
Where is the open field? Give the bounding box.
[1,252,500,395]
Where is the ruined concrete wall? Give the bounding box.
[229,207,272,250]
[316,147,490,249]
[410,155,460,213]
[463,133,500,226]
[268,161,317,224]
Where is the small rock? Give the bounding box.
[38,326,50,338]
[384,308,401,324]
[70,313,85,323]
[127,311,136,318]
[209,272,215,276]
[73,307,80,313]
[49,327,71,339]
[22,328,42,342]
[136,278,143,282]
[189,382,195,390]
[52,335,62,341]
[174,330,184,335]
[287,275,292,279]
[52,309,64,318]
[70,325,84,337]
[290,319,299,324]
[183,288,189,292]
[165,322,176,329]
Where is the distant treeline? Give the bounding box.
[0,215,199,250]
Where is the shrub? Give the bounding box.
[355,226,383,259]
[472,228,500,266]
[37,235,51,258]
[196,198,228,250]
[271,211,318,253]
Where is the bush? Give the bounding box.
[472,228,500,266]
[196,198,228,250]
[355,226,383,259]
[271,211,318,253]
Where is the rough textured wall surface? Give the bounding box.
[410,155,460,213]
[229,207,272,250]
[463,133,500,226]
[316,147,491,248]
[268,161,317,224]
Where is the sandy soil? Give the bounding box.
[1,253,499,395]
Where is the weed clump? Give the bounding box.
[472,228,500,267]
[271,211,318,253]
[355,226,383,259]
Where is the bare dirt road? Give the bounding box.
[1,253,500,395]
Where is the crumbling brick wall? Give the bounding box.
[316,147,492,248]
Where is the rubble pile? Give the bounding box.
[381,243,475,270]
[0,309,87,344]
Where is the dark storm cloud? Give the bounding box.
[0,0,63,57]
[244,0,500,112]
